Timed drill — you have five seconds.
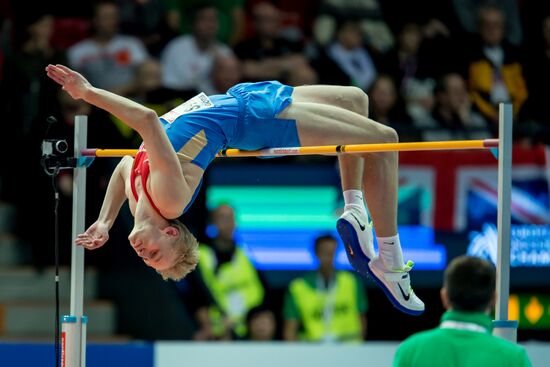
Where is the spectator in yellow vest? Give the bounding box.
[192,204,265,340]
[283,234,367,342]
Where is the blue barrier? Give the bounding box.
[0,342,154,367]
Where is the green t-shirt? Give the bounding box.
[394,310,532,367]
[283,271,368,320]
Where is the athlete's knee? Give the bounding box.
[380,125,398,144]
[346,86,369,115]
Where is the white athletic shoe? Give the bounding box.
[336,206,375,275]
[368,257,425,315]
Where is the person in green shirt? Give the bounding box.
[283,234,368,342]
[394,255,531,367]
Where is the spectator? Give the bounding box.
[233,2,317,86]
[308,47,352,86]
[163,0,246,46]
[377,0,458,78]
[248,0,319,42]
[191,204,265,340]
[283,234,367,342]
[115,0,175,56]
[244,304,277,341]
[67,0,149,95]
[326,18,377,91]
[0,10,68,266]
[403,78,437,131]
[206,53,243,94]
[379,22,447,93]
[127,59,195,107]
[394,255,531,367]
[313,0,394,54]
[368,75,413,138]
[428,73,491,141]
[160,3,233,92]
[128,59,164,103]
[2,10,66,135]
[452,0,523,46]
[465,5,528,124]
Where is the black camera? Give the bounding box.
[42,139,69,156]
[40,117,76,173]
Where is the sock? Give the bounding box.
[377,234,405,270]
[343,190,364,211]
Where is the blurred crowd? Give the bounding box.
[180,203,368,342]
[1,0,550,151]
[1,0,549,343]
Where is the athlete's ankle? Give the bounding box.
[343,189,364,207]
[376,234,405,270]
[344,203,365,212]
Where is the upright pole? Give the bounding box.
[493,103,517,342]
[62,116,88,366]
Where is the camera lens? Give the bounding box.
[55,140,68,154]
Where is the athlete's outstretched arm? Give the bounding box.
[97,157,131,227]
[46,64,156,134]
[46,64,190,217]
[46,65,178,174]
[75,157,131,249]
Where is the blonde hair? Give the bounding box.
[157,219,200,281]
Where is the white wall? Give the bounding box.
[156,342,550,367]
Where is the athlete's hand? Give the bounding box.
[75,221,109,250]
[45,64,92,100]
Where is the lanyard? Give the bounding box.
[440,320,488,333]
[317,274,337,341]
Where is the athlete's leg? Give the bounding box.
[285,86,397,236]
[290,86,364,194]
[278,86,424,315]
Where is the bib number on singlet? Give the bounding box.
[161,93,214,123]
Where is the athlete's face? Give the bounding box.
[128,225,179,271]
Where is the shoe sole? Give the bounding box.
[336,218,371,274]
[337,218,424,316]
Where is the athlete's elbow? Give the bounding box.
[142,108,159,124]
[135,108,159,131]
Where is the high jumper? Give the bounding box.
[46,63,424,315]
